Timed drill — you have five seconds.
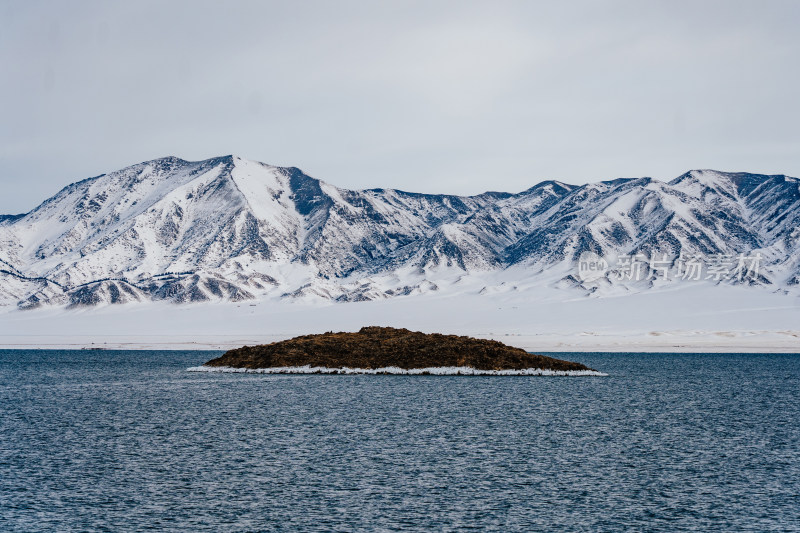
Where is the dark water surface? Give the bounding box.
[1,350,798,532]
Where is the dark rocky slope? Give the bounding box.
[203,326,596,372]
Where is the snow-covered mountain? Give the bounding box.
[1,155,798,309]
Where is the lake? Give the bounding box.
[1,350,798,532]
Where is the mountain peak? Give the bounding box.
[521,180,575,195]
[668,169,799,197]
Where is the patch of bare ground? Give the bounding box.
[203,326,596,372]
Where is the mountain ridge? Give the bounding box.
[1,156,798,309]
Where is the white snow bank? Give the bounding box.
[2,282,799,352]
[186,365,608,376]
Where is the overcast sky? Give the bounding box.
[1,0,798,213]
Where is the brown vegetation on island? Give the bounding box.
[203,326,595,372]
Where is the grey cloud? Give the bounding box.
[1,0,798,213]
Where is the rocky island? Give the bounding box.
[191,327,603,375]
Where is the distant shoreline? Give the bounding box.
[1,333,798,353]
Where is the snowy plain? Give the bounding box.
[2,280,798,353]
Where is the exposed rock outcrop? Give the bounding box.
[202,326,597,373]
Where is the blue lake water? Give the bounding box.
[1,350,799,532]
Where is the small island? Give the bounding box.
[190,326,603,375]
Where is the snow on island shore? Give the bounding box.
[188,326,604,376]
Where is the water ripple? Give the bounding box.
[1,350,798,532]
